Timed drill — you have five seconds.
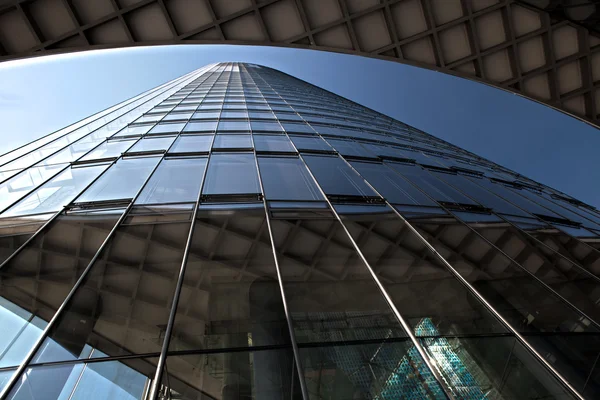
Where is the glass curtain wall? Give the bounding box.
[0,62,598,399]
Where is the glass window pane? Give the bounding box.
[350,161,437,206]
[80,140,134,162]
[111,124,153,138]
[213,134,253,150]
[217,120,250,132]
[0,209,123,369]
[183,120,218,133]
[520,189,600,229]
[299,341,448,399]
[0,215,51,265]
[0,164,65,212]
[169,207,290,351]
[249,111,276,119]
[31,214,192,362]
[127,136,175,153]
[220,110,248,118]
[258,157,323,201]
[39,140,103,166]
[281,123,315,134]
[276,113,303,122]
[325,138,369,157]
[302,155,379,199]
[7,358,155,400]
[75,157,160,203]
[3,164,110,217]
[269,214,406,343]
[475,179,564,219]
[198,103,222,110]
[147,122,186,135]
[289,135,331,152]
[135,158,207,204]
[253,135,295,152]
[437,174,531,217]
[162,112,193,121]
[135,113,165,123]
[251,121,283,132]
[169,135,213,153]
[164,350,301,399]
[389,163,478,206]
[191,111,220,120]
[202,153,260,196]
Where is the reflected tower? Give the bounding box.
[0,62,599,400]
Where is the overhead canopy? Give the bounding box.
[0,0,599,125]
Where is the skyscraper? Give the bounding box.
[0,61,599,400]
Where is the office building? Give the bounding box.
[1,62,600,399]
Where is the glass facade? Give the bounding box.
[0,62,598,399]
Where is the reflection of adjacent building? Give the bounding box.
[1,62,600,399]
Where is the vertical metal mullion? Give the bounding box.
[146,66,225,400]
[334,157,586,399]
[250,73,455,399]
[0,152,166,399]
[242,64,310,400]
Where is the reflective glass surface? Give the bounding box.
[253,134,295,153]
[302,155,379,199]
[168,134,213,153]
[170,207,290,351]
[407,212,600,394]
[2,164,110,217]
[80,140,134,161]
[135,158,207,204]
[0,62,595,399]
[127,136,175,153]
[0,165,66,212]
[75,157,160,203]
[0,209,123,369]
[32,212,192,363]
[269,212,406,343]
[257,157,323,201]
[8,358,156,400]
[183,120,218,133]
[164,349,301,400]
[213,134,253,150]
[289,135,331,152]
[202,153,261,197]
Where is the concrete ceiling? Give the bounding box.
[1,0,600,125]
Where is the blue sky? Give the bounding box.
[1,44,599,207]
